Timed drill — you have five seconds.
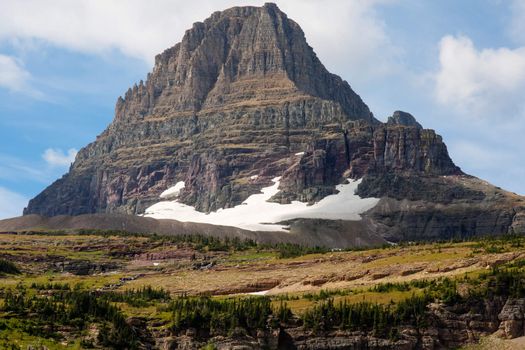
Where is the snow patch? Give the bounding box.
[295,152,305,156]
[160,181,185,199]
[145,178,379,232]
[247,290,270,296]
[250,175,259,180]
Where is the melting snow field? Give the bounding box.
[144,178,379,231]
[160,181,185,199]
[247,290,270,296]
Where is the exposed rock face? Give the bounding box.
[25,3,374,216]
[387,110,422,129]
[53,260,120,276]
[24,3,525,241]
[273,120,461,204]
[361,176,525,241]
[497,298,525,339]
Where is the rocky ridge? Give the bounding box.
[24,3,525,241]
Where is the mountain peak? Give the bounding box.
[387,111,423,129]
[121,3,375,123]
[24,4,524,244]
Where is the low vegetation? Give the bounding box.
[169,296,279,336]
[302,295,429,337]
[1,230,525,348]
[2,266,525,348]
[301,266,525,337]
[2,286,140,349]
[0,259,20,275]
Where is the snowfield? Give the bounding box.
[144,178,380,232]
[160,181,185,199]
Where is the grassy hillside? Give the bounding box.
[1,230,525,348]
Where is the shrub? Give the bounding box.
[0,259,20,274]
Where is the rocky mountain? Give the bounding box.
[24,3,525,242]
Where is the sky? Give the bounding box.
[0,0,524,219]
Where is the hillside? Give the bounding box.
[2,230,525,349]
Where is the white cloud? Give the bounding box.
[434,35,525,118]
[0,54,30,92]
[0,53,44,98]
[278,0,399,81]
[0,0,397,80]
[42,148,77,167]
[0,187,27,219]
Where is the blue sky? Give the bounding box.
[1,0,524,219]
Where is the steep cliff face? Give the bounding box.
[25,3,375,216]
[273,120,461,204]
[24,3,525,240]
[113,3,374,123]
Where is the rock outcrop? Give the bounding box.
[497,298,525,339]
[387,110,422,129]
[152,296,525,349]
[24,3,525,242]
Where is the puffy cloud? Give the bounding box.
[434,35,525,118]
[0,187,27,219]
[278,0,399,81]
[0,54,44,97]
[0,0,397,81]
[0,54,30,92]
[427,32,525,195]
[42,148,77,167]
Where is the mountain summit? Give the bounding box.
[129,2,376,122]
[25,4,525,241]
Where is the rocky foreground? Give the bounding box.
[158,296,525,350]
[2,230,525,349]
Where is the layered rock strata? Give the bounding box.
[24,3,525,241]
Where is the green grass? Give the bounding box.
[2,272,128,291]
[224,249,277,264]
[1,231,525,347]
[0,328,83,349]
